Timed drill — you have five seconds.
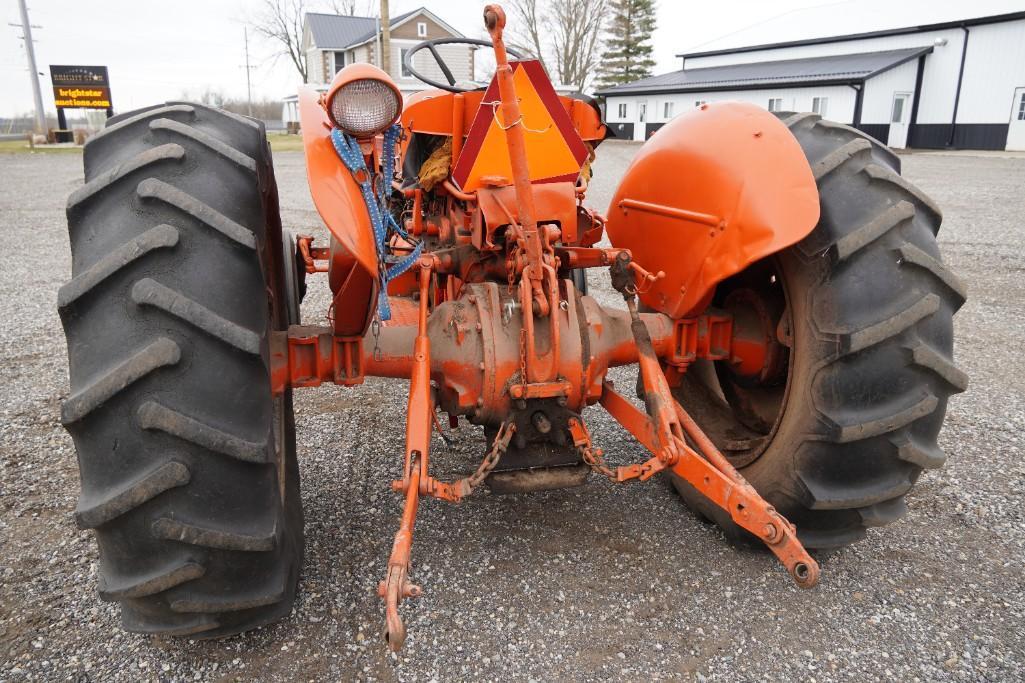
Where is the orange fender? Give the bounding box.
[605,102,819,318]
[298,84,378,335]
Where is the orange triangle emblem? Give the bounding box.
[452,60,589,193]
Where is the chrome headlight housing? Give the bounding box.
[328,78,401,138]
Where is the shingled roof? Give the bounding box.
[305,8,419,50]
[595,46,933,97]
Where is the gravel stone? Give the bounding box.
[0,142,1023,681]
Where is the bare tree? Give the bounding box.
[550,0,606,90]
[250,0,378,83]
[506,0,546,61]
[251,0,310,83]
[328,0,373,15]
[505,0,607,91]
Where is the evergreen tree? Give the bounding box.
[596,0,656,90]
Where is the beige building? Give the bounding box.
[283,7,473,127]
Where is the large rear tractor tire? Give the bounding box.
[671,113,967,549]
[59,103,304,637]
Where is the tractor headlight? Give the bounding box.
[328,77,401,138]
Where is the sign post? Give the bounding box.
[50,65,113,142]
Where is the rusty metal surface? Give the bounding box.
[485,463,590,494]
[283,1,829,655]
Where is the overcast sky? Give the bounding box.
[0,0,1009,118]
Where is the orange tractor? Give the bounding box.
[59,5,965,648]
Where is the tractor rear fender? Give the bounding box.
[606,102,820,318]
[299,84,378,335]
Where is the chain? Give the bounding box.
[517,328,528,385]
[577,438,617,481]
[372,316,382,362]
[568,417,618,481]
[461,421,516,494]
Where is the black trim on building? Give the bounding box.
[600,77,864,98]
[645,123,666,138]
[856,123,890,143]
[676,11,1025,59]
[608,122,634,139]
[907,54,927,139]
[912,123,1010,150]
[851,83,865,127]
[948,26,971,147]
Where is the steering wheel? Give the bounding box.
[401,38,525,93]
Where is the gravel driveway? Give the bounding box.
[1,142,1023,682]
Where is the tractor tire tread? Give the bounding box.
[99,560,206,601]
[75,460,191,529]
[60,102,302,638]
[833,201,915,262]
[61,337,181,424]
[131,278,262,354]
[67,144,185,212]
[136,178,257,249]
[897,242,968,305]
[840,294,940,355]
[811,137,872,180]
[151,517,277,551]
[148,118,257,172]
[120,608,218,637]
[785,116,964,538]
[137,400,271,464]
[672,113,965,550]
[57,224,180,309]
[169,571,288,614]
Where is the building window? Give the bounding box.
[891,96,905,123]
[417,21,427,37]
[767,98,783,112]
[1018,92,1025,121]
[400,48,412,78]
[333,51,346,74]
[694,100,707,108]
[663,102,674,118]
[638,103,646,122]
[617,103,627,118]
[812,97,828,116]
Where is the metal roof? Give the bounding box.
[679,0,1025,58]
[305,9,419,50]
[595,46,933,97]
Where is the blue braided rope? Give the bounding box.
[330,125,422,320]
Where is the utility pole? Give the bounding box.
[244,27,253,118]
[380,0,391,76]
[16,0,46,134]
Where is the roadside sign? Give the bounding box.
[50,65,113,109]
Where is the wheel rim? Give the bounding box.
[680,257,795,468]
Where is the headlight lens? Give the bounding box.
[328,78,400,137]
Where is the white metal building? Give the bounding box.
[596,1,1025,151]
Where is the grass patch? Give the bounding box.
[267,134,305,152]
[0,139,83,154]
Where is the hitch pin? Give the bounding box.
[627,261,665,295]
